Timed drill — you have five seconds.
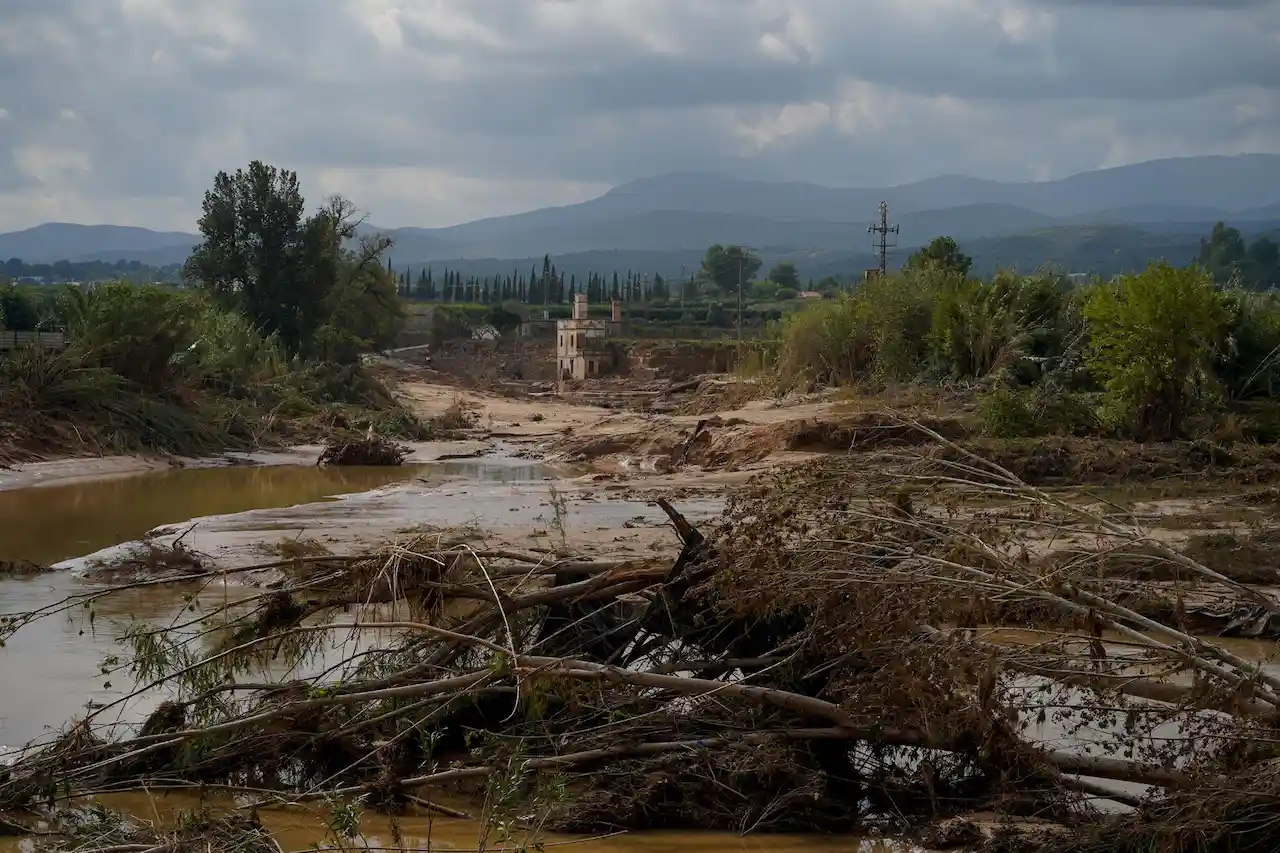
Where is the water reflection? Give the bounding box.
[435,457,555,484]
[0,465,432,565]
[0,790,917,853]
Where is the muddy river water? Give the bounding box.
[1,455,899,853]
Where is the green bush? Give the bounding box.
[1215,288,1280,401]
[56,283,200,389]
[928,269,1074,380]
[0,284,52,332]
[1084,262,1230,440]
[1,282,425,460]
[0,346,232,455]
[864,266,944,382]
[772,267,945,389]
[977,384,1100,438]
[774,294,869,389]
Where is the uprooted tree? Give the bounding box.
[5,431,1280,850]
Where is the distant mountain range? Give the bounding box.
[3,154,1279,277]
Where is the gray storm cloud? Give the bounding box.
[0,0,1276,230]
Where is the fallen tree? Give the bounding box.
[6,433,1280,850]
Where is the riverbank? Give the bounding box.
[0,439,493,493]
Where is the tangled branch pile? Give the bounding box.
[6,435,1280,850]
[318,434,410,466]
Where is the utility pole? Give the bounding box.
[734,246,758,343]
[680,263,686,309]
[868,200,899,276]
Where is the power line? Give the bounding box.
[868,200,899,276]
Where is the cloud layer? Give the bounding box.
[1,0,1277,231]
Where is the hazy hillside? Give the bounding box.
[397,225,1209,286]
[0,224,198,265]
[2,154,1278,269]
[414,153,1280,251]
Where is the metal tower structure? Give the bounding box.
[868,201,899,276]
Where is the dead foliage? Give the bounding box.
[0,560,53,577]
[79,539,207,583]
[779,411,968,452]
[927,436,1280,487]
[27,808,280,853]
[273,537,331,560]
[978,764,1280,853]
[318,434,410,466]
[428,396,476,434]
[554,411,970,472]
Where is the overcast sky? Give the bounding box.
[0,0,1277,232]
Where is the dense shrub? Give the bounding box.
[56,283,201,389]
[774,294,868,389]
[1084,262,1230,440]
[0,284,52,332]
[773,266,945,389]
[977,384,1100,438]
[928,269,1075,380]
[1215,288,1280,401]
[0,282,422,460]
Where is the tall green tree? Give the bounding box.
[699,245,761,297]
[1198,222,1280,289]
[182,161,401,361]
[767,261,801,291]
[905,236,973,278]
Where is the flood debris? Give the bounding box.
[8,427,1280,849]
[0,559,52,577]
[79,538,208,583]
[21,807,280,853]
[318,433,410,466]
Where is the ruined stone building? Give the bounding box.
[556,294,622,382]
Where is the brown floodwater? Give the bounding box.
[0,797,913,853]
[0,791,915,853]
[0,464,435,566]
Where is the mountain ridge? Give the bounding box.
[2,154,1278,266]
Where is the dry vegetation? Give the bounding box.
[6,422,1280,851]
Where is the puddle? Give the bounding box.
[0,570,200,749]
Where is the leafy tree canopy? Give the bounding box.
[698,245,762,296]
[1197,221,1280,290]
[183,161,402,361]
[906,236,974,279]
[767,261,801,290]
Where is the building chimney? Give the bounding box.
[573,293,588,321]
[611,299,621,323]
